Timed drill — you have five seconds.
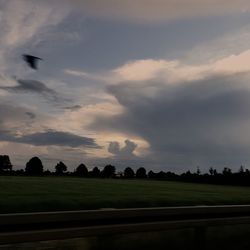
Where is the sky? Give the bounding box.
[2,0,250,172]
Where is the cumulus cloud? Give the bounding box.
[90,52,250,170]
[113,51,250,84]
[72,0,250,22]
[108,139,137,158]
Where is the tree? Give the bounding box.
[148,170,156,178]
[101,164,116,178]
[239,165,245,173]
[124,167,135,178]
[90,167,100,178]
[25,157,43,175]
[157,171,167,179]
[75,163,88,177]
[213,169,218,176]
[222,167,232,176]
[44,169,52,176]
[55,161,67,175]
[0,155,12,172]
[136,167,147,178]
[209,167,215,175]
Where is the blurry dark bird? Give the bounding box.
[22,54,42,70]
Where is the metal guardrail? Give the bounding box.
[1,205,250,244]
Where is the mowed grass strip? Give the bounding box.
[1,176,250,213]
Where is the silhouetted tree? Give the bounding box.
[101,164,116,178]
[124,167,135,178]
[75,163,88,177]
[15,169,25,176]
[157,171,168,179]
[116,171,123,177]
[209,167,213,175]
[136,167,147,178]
[165,171,178,179]
[209,167,217,176]
[90,166,100,178]
[25,157,43,175]
[222,167,232,176]
[239,165,244,173]
[44,169,52,176]
[55,161,67,175]
[196,166,201,175]
[148,170,156,178]
[0,155,12,172]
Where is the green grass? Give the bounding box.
[1,176,250,213]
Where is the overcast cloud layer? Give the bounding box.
[2,0,250,172]
[72,0,250,22]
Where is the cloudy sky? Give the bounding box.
[2,0,250,172]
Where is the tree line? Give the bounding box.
[0,155,147,178]
[2,155,250,186]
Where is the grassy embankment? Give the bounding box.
[1,176,250,213]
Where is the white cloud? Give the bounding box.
[113,59,208,84]
[1,1,70,48]
[113,49,250,85]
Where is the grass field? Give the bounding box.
[1,176,250,213]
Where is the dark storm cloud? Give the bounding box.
[0,79,67,104]
[108,139,137,158]
[17,130,101,148]
[92,72,250,169]
[0,130,101,149]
